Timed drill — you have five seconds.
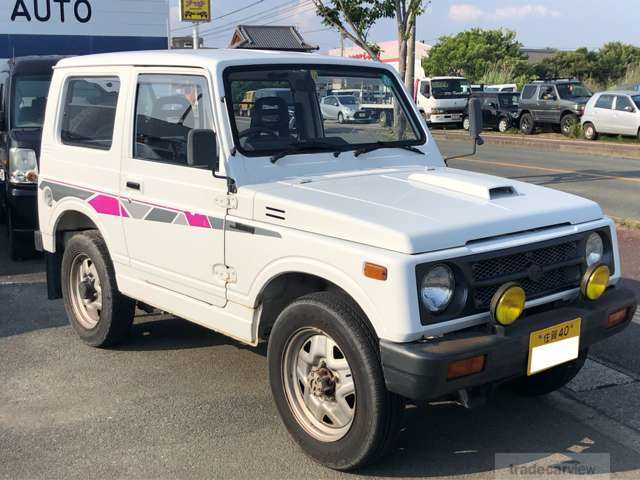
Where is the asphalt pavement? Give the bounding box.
[2,138,640,478]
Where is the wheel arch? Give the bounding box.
[251,265,378,343]
[47,200,103,252]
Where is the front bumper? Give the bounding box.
[380,287,637,401]
[427,112,465,124]
[7,183,38,230]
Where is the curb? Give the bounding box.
[432,130,640,160]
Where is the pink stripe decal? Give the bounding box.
[89,194,122,217]
[185,212,211,228]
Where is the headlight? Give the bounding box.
[420,264,455,313]
[9,148,38,184]
[585,232,604,266]
[575,104,585,112]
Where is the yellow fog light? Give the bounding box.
[491,283,526,326]
[581,264,610,301]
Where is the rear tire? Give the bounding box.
[498,117,510,133]
[268,292,404,471]
[561,113,579,137]
[510,349,588,396]
[520,113,535,135]
[462,116,470,131]
[61,230,135,347]
[583,122,598,141]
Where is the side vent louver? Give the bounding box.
[489,186,517,200]
[265,206,286,220]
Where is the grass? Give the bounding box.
[614,217,640,231]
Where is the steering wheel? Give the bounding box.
[238,126,279,140]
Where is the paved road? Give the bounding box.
[438,137,640,221]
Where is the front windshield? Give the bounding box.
[11,74,52,128]
[498,93,520,107]
[632,95,640,109]
[556,83,592,100]
[431,79,471,99]
[225,65,423,156]
[339,96,357,105]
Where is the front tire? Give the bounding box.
[268,292,404,471]
[583,122,598,141]
[510,349,588,396]
[520,113,535,135]
[462,116,470,131]
[498,117,510,133]
[561,113,579,137]
[337,112,344,124]
[61,230,135,347]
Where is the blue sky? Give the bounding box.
[169,0,639,51]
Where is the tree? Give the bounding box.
[394,0,426,90]
[312,0,394,60]
[422,29,526,81]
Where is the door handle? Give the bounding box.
[126,181,141,191]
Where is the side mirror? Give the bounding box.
[468,98,484,144]
[187,129,219,173]
[625,105,635,113]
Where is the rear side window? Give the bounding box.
[595,95,614,110]
[134,74,214,167]
[60,77,120,150]
[521,85,536,100]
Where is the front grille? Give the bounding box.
[470,240,582,308]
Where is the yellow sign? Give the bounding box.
[180,0,211,22]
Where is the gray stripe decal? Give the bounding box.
[39,181,93,202]
[145,208,178,224]
[228,221,281,238]
[173,213,188,225]
[125,201,152,220]
[209,217,224,230]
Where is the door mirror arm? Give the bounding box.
[444,97,484,164]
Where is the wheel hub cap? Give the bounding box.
[69,255,103,329]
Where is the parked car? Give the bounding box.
[320,94,369,123]
[485,83,518,93]
[0,55,63,259]
[415,76,471,127]
[581,91,640,141]
[518,79,592,136]
[463,92,520,132]
[37,51,636,471]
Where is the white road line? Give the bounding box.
[0,273,46,286]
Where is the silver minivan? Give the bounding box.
[582,91,640,141]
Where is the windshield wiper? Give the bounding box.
[270,141,342,163]
[354,142,424,157]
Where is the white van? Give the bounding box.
[37,50,636,471]
[415,76,471,126]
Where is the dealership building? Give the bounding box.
[1,0,168,57]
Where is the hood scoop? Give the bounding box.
[408,170,519,201]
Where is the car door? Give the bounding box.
[482,95,498,128]
[592,94,615,133]
[613,95,637,135]
[536,86,557,123]
[120,68,228,308]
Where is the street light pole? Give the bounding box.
[193,23,199,50]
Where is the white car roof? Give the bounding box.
[54,49,396,72]
[597,90,638,96]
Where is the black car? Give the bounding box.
[0,56,63,259]
[463,92,520,132]
[517,79,592,136]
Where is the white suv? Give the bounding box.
[37,50,636,471]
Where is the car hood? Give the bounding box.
[250,167,603,254]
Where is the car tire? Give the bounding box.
[61,230,135,347]
[268,292,405,471]
[509,349,588,397]
[498,117,510,133]
[583,122,598,141]
[520,113,535,135]
[561,113,579,137]
[337,112,344,124]
[462,116,470,131]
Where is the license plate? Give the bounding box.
[527,318,581,376]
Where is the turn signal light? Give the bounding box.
[607,308,630,328]
[581,264,610,301]
[491,283,526,326]
[364,262,388,281]
[447,355,486,380]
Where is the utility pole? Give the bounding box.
[193,23,200,50]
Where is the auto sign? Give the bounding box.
[180,0,211,22]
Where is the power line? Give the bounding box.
[171,0,267,32]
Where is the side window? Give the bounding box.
[539,86,556,101]
[60,77,120,150]
[134,74,214,167]
[419,82,430,96]
[615,96,634,112]
[595,95,614,110]
[521,85,536,100]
